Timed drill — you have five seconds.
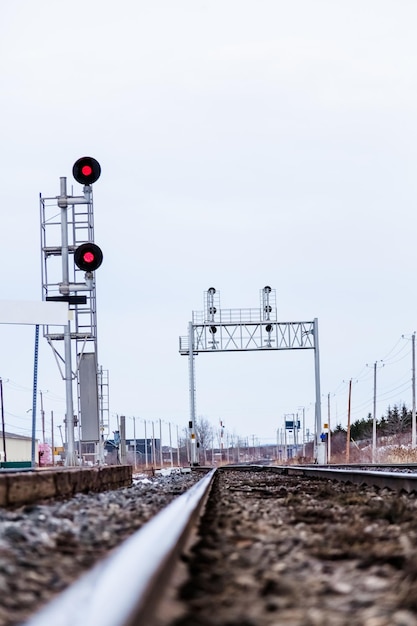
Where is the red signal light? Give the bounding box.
[74,243,103,272]
[81,164,93,177]
[73,157,101,185]
[83,251,95,264]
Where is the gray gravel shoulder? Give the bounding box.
[0,471,201,626]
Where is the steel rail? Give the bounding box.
[285,466,417,492]
[236,464,417,492]
[25,468,216,626]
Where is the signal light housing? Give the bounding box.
[74,243,103,272]
[72,157,101,185]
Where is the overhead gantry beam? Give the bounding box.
[179,287,324,465]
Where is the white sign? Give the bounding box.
[0,301,69,325]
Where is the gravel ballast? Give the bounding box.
[0,470,201,626]
[161,468,417,626]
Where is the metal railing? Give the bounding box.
[193,307,278,325]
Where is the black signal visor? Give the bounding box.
[74,243,103,272]
[72,157,101,185]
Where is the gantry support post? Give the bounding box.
[313,318,325,464]
[188,322,198,465]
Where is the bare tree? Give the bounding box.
[195,416,214,464]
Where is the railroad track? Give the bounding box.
[21,464,417,626]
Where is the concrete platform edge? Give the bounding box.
[1,465,132,507]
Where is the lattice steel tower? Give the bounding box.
[39,158,108,464]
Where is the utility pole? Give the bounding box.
[327,394,331,464]
[346,379,352,463]
[133,416,137,472]
[276,429,279,461]
[372,362,377,463]
[144,421,148,468]
[152,421,156,467]
[51,411,55,466]
[31,325,39,468]
[284,422,288,462]
[293,413,298,456]
[58,424,64,447]
[169,422,173,467]
[40,391,45,444]
[159,418,163,468]
[412,333,416,448]
[302,407,306,458]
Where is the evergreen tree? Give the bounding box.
[350,414,373,440]
[386,403,410,434]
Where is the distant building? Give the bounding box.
[104,438,161,464]
[0,432,38,463]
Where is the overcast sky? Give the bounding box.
[0,1,417,448]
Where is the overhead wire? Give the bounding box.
[380,335,407,361]
[382,349,412,366]
[329,335,414,425]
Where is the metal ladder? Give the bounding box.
[40,187,101,438]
